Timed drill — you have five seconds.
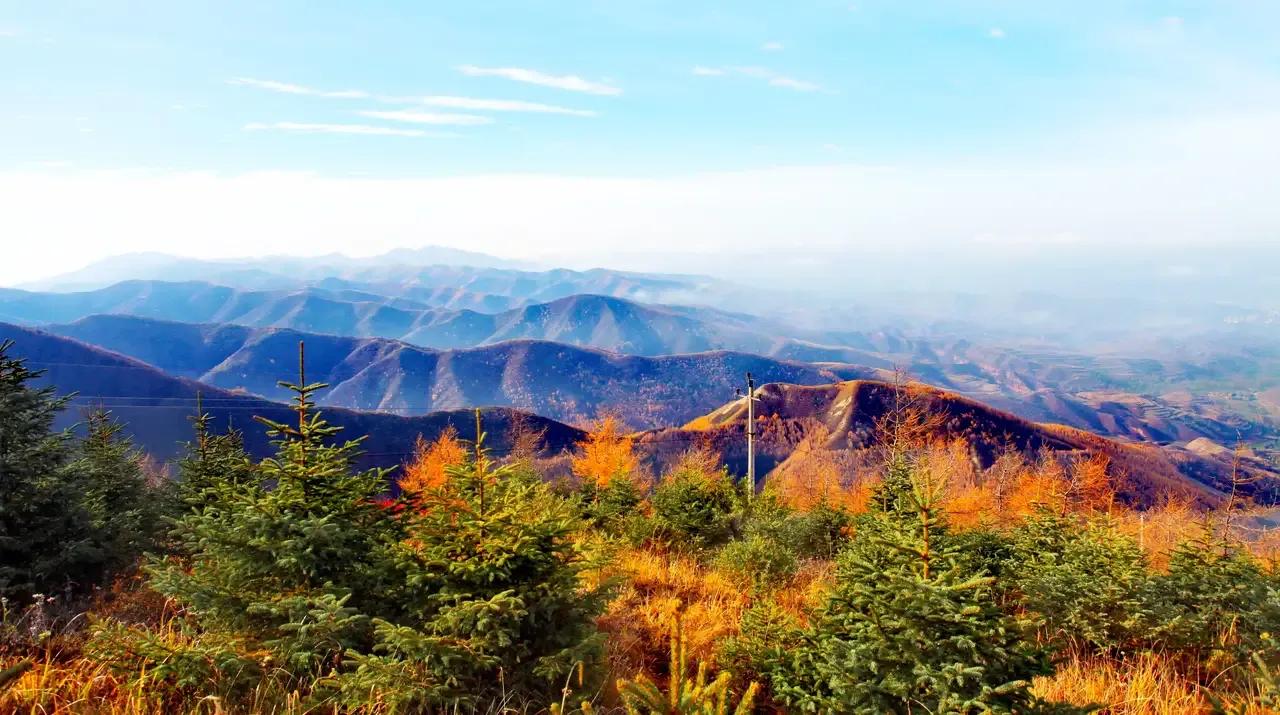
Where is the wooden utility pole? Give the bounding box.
[745,372,758,501]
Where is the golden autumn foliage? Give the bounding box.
[1069,451,1118,514]
[598,545,831,680]
[572,414,640,488]
[399,425,467,493]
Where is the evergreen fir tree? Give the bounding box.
[1006,512,1153,653]
[66,410,170,581]
[0,340,96,600]
[146,366,405,689]
[332,419,606,709]
[650,461,740,551]
[1151,529,1280,665]
[772,464,1058,714]
[175,404,257,511]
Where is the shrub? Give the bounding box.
[742,492,851,561]
[580,476,644,533]
[1007,512,1154,653]
[770,468,1059,713]
[718,600,802,694]
[650,463,740,552]
[329,427,607,708]
[714,535,798,588]
[1150,531,1280,667]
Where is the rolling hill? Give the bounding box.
[1,281,782,356]
[6,279,1276,446]
[637,380,1280,508]
[42,315,878,428]
[0,323,584,470]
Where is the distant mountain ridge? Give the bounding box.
[18,252,720,310]
[43,315,878,428]
[0,322,584,468]
[0,281,768,355]
[5,279,1275,446]
[19,247,535,291]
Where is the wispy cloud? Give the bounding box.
[357,109,493,125]
[988,27,1006,39]
[228,77,368,99]
[229,77,598,116]
[243,122,440,137]
[456,65,622,96]
[761,41,784,51]
[395,95,597,117]
[695,66,823,92]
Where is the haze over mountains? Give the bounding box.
[3,268,1275,445]
[1,246,1276,501]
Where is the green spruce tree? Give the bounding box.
[67,409,171,582]
[773,464,1059,714]
[175,403,257,511]
[332,417,606,709]
[0,340,97,600]
[141,361,405,696]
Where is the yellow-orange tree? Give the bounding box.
[399,426,467,494]
[572,414,639,488]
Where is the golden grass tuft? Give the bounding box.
[1032,652,1277,715]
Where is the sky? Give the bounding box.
[1,1,1278,287]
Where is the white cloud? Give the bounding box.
[456,65,622,96]
[356,109,493,125]
[243,122,438,137]
[0,28,19,37]
[228,77,368,99]
[394,95,597,117]
[694,65,822,91]
[988,27,1006,39]
[762,41,784,51]
[229,77,598,116]
[732,66,823,92]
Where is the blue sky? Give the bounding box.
[1,1,1278,284]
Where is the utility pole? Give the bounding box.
[745,372,758,501]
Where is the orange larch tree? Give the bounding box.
[572,414,639,488]
[400,426,468,493]
[1068,451,1117,514]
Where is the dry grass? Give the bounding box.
[596,546,831,687]
[1033,652,1277,715]
[1,655,191,715]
